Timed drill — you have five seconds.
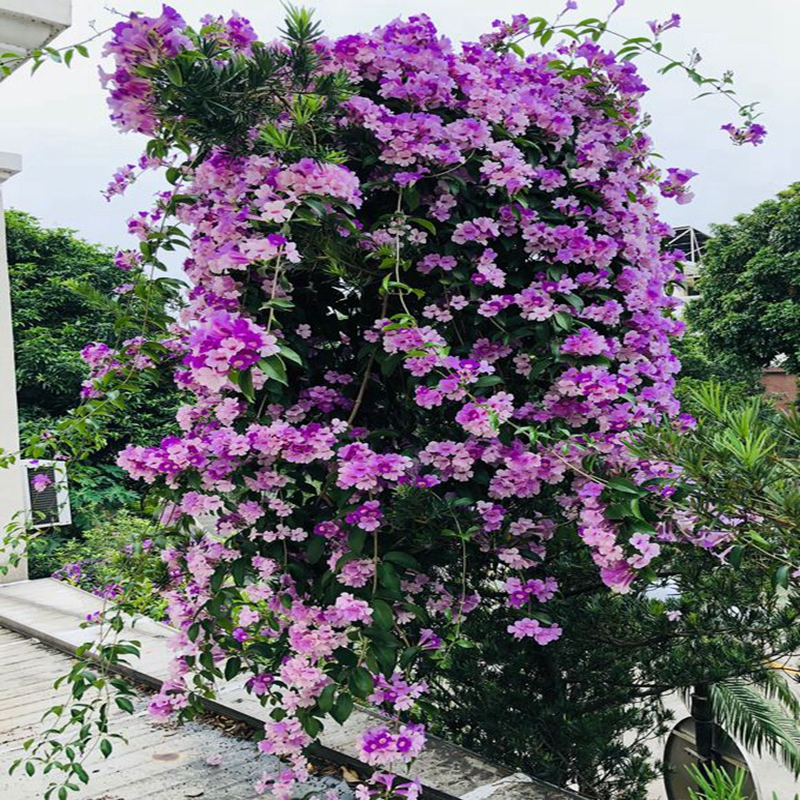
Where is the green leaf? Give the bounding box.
[164,61,184,86]
[115,697,134,714]
[231,558,247,586]
[410,217,437,235]
[331,693,354,725]
[258,356,288,385]
[371,598,394,631]
[382,551,420,570]
[317,684,336,713]
[278,344,302,365]
[306,534,325,564]
[606,477,646,496]
[377,562,402,593]
[74,764,89,784]
[774,565,791,591]
[225,657,242,681]
[238,368,255,402]
[350,666,375,698]
[553,311,574,331]
[301,714,322,738]
[729,545,745,569]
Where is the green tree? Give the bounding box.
[687,184,800,377]
[422,385,800,799]
[7,210,183,530]
[8,209,123,419]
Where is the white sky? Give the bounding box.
[1,0,798,253]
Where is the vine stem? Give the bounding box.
[510,19,758,121]
[347,293,389,426]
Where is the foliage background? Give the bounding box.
[6,210,181,567]
[687,183,800,378]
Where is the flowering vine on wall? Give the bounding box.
[11,4,767,799]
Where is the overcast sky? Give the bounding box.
[2,0,798,254]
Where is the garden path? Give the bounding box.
[0,579,585,800]
[0,625,348,800]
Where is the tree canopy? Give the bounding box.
[687,184,800,376]
[7,210,183,527]
[8,210,123,420]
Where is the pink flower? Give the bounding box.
[659,167,698,205]
[721,121,767,147]
[238,605,260,627]
[337,559,375,588]
[507,618,563,644]
[31,473,53,493]
[647,14,681,37]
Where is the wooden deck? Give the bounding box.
[0,626,349,800]
[0,579,585,800]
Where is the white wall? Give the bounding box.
[645,690,800,799]
[0,152,27,583]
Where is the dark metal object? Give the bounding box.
[691,682,716,768]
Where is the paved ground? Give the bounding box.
[0,627,350,800]
[0,579,586,800]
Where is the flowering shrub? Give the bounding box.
[11,5,770,799]
[44,512,168,619]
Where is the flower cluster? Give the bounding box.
[721,121,768,147]
[359,724,426,767]
[90,6,745,797]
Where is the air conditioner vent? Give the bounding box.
[21,460,71,528]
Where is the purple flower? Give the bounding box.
[647,14,681,37]
[659,167,698,205]
[31,473,52,492]
[721,121,767,146]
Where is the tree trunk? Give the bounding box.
[691,682,715,772]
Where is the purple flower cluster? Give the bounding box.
[93,6,744,796]
[721,121,767,146]
[359,723,426,767]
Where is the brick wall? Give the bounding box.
[760,367,798,410]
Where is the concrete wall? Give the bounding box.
[0,152,27,582]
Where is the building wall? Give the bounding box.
[0,2,72,581]
[0,154,27,582]
[760,367,798,410]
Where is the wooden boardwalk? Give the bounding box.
[0,626,349,800]
[0,579,585,800]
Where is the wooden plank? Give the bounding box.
[0,627,349,800]
[0,580,585,800]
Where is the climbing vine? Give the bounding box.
[6,4,769,798]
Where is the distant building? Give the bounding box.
[669,225,710,314]
[0,1,72,582]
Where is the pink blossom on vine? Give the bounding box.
[507,618,563,644]
[721,121,767,146]
[647,14,681,37]
[659,167,698,205]
[359,724,426,766]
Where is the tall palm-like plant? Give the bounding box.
[681,669,800,781]
[642,383,800,787]
[687,762,748,800]
[708,670,800,776]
